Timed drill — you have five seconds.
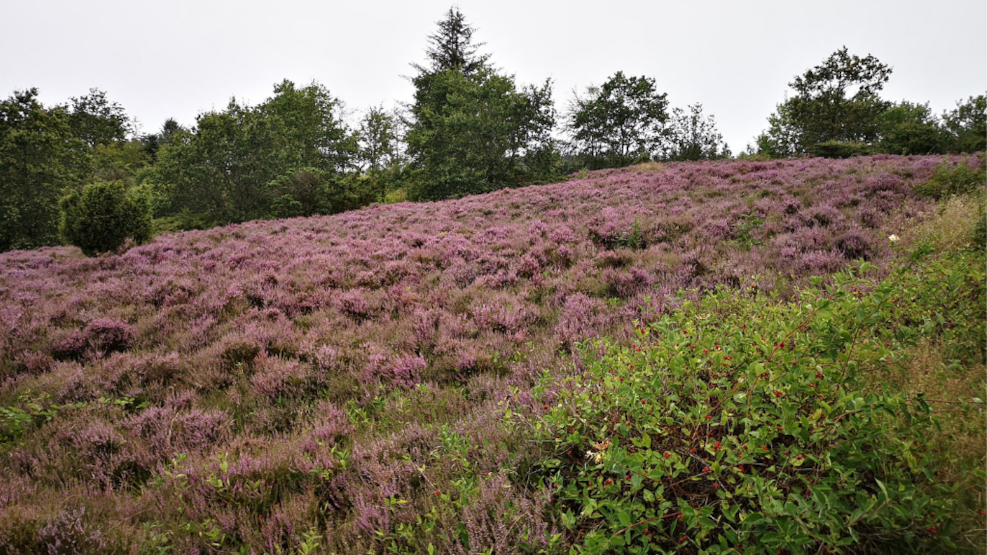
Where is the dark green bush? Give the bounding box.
[151,211,217,235]
[59,180,152,256]
[533,251,984,554]
[812,141,873,159]
[268,167,377,219]
[914,155,987,200]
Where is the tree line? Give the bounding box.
[1,8,984,255]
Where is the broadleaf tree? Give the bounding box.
[357,105,400,202]
[67,88,132,148]
[259,80,357,173]
[153,98,288,223]
[943,94,986,153]
[567,72,671,169]
[152,80,359,224]
[876,101,946,155]
[757,47,892,156]
[0,89,90,252]
[664,103,731,161]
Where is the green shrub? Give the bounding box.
[811,141,873,159]
[533,252,984,554]
[151,211,217,235]
[59,180,152,256]
[914,155,987,199]
[267,168,377,219]
[384,187,408,204]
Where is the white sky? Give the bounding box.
[4,0,985,152]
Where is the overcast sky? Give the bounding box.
[4,0,985,152]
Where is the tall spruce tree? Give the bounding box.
[406,8,558,201]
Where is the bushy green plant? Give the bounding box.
[914,156,987,200]
[60,180,152,256]
[268,167,377,219]
[533,252,984,554]
[151,211,217,235]
[811,140,873,159]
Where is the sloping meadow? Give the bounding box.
[0,155,975,552]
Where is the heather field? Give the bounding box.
[0,155,984,554]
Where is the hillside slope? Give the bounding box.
[0,154,979,553]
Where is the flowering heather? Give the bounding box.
[0,154,973,553]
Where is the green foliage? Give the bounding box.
[974,212,986,250]
[93,139,152,183]
[758,48,891,156]
[414,7,490,76]
[754,101,799,159]
[259,80,357,173]
[140,118,185,163]
[67,88,132,148]
[405,8,559,202]
[568,72,670,169]
[733,213,763,249]
[1,393,85,445]
[535,251,984,553]
[407,67,558,201]
[914,155,987,200]
[812,140,874,159]
[0,89,91,252]
[876,101,946,156]
[357,106,400,201]
[152,100,286,223]
[151,211,217,235]
[152,81,355,225]
[268,167,375,219]
[60,180,152,256]
[942,94,986,154]
[664,104,731,162]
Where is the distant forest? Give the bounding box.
[1,8,984,255]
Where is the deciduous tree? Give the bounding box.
[567,72,670,169]
[0,89,90,251]
[260,80,356,173]
[758,47,892,156]
[876,101,945,155]
[67,88,132,148]
[357,106,400,201]
[943,94,986,153]
[664,103,731,161]
[153,99,287,223]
